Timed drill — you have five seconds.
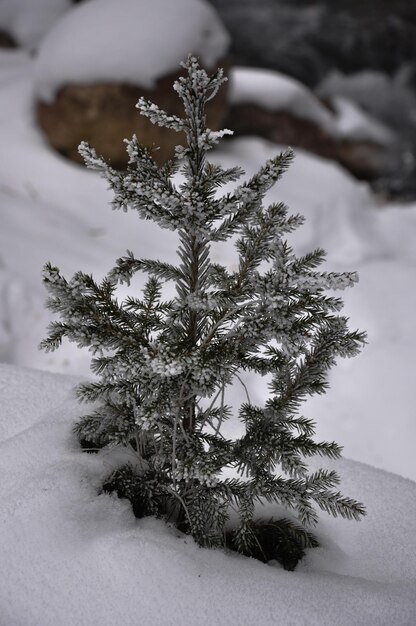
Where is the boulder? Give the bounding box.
[208,0,416,197]
[227,67,397,182]
[36,63,229,168]
[226,103,396,181]
[34,0,230,167]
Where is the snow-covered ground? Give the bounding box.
[1,362,415,626]
[1,13,416,624]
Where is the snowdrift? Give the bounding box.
[0,363,415,625]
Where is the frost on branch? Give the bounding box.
[41,55,366,570]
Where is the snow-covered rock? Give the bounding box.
[229,67,394,145]
[318,69,416,133]
[34,0,229,102]
[228,67,396,181]
[229,67,335,134]
[33,0,230,167]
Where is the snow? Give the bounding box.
[318,68,416,132]
[329,96,394,144]
[34,0,230,102]
[1,362,415,625]
[229,67,335,125]
[211,139,416,481]
[230,67,394,145]
[0,0,71,50]
[1,40,416,625]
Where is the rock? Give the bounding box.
[34,0,230,167]
[226,103,395,181]
[36,62,229,168]
[226,66,397,181]
[207,0,416,198]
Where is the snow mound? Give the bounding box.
[318,69,416,131]
[230,67,394,145]
[330,96,393,145]
[0,0,71,50]
[0,362,415,625]
[34,0,230,102]
[229,67,333,125]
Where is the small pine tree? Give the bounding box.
[40,56,366,569]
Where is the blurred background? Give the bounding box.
[2,0,416,196]
[211,0,416,198]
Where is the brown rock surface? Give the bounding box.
[36,62,229,169]
[226,103,396,180]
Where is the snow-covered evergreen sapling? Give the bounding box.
[40,56,366,570]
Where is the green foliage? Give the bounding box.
[40,56,366,569]
[226,518,319,571]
